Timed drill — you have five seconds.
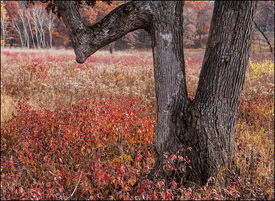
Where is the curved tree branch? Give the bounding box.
[55,1,153,63]
[254,21,273,53]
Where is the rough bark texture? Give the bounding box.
[55,1,257,185]
[150,1,189,156]
[55,1,153,63]
[181,1,257,184]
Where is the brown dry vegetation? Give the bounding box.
[1,49,155,114]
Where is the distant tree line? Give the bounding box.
[1,1,274,51]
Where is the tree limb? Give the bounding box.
[55,1,153,63]
[254,21,273,53]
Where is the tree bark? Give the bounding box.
[12,19,24,47]
[54,1,257,185]
[181,2,257,184]
[149,1,189,157]
[37,11,46,48]
[31,6,41,49]
[46,12,54,49]
[55,1,153,63]
[26,12,36,48]
[19,9,30,48]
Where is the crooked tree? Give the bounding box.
[51,1,257,185]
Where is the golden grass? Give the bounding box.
[1,94,17,122]
[1,48,156,111]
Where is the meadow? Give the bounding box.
[1,48,274,200]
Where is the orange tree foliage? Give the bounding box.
[2,0,274,49]
[184,1,213,47]
[1,0,7,46]
[4,1,19,19]
[2,1,215,49]
[80,1,122,24]
[1,1,7,18]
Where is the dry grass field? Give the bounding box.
[1,48,274,200]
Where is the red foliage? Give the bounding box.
[1,97,157,199]
[1,96,198,200]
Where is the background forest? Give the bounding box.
[1,1,274,51]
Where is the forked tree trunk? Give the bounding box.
[54,1,257,185]
[149,1,257,185]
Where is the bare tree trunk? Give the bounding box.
[37,9,46,48]
[46,12,55,48]
[1,16,6,47]
[19,9,30,48]
[54,0,257,185]
[12,20,24,47]
[31,6,41,48]
[26,11,36,48]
